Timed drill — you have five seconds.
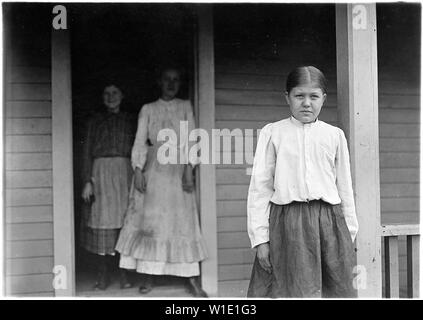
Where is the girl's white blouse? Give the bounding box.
[247,116,359,248]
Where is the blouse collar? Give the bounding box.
[159,97,176,104]
[290,115,319,128]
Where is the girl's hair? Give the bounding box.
[153,63,188,99]
[155,63,186,82]
[100,78,125,95]
[285,66,328,94]
[103,83,123,93]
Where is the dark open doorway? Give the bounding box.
[70,3,197,296]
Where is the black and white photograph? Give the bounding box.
[1,0,421,302]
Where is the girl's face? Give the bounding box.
[103,85,123,112]
[285,84,326,123]
[159,69,181,101]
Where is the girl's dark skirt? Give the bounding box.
[80,200,121,255]
[79,157,132,256]
[247,200,356,298]
[80,226,120,255]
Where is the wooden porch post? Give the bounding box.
[52,26,75,296]
[336,4,382,297]
[196,5,218,296]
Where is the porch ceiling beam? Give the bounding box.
[336,3,382,297]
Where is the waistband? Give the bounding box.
[93,156,130,160]
[271,199,338,207]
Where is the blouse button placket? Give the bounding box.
[304,124,311,198]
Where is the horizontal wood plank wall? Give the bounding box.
[378,78,419,226]
[4,4,54,296]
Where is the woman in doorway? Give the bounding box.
[116,66,208,297]
[81,83,136,290]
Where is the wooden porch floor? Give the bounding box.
[74,248,200,298]
[76,269,196,298]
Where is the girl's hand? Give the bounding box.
[134,167,147,193]
[82,182,94,202]
[256,242,272,274]
[182,164,194,193]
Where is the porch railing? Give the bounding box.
[382,224,420,298]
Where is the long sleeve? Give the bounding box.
[81,118,94,184]
[247,123,276,248]
[335,129,359,242]
[131,106,149,170]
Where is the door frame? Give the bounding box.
[194,5,218,296]
[52,26,75,296]
[51,4,218,297]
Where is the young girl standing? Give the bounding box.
[80,84,135,290]
[247,66,359,298]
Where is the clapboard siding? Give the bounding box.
[379,124,419,138]
[4,4,54,296]
[380,153,419,168]
[7,83,52,101]
[11,66,51,83]
[5,274,54,295]
[217,185,249,201]
[215,59,336,77]
[6,223,54,241]
[6,171,52,189]
[381,212,419,225]
[5,135,52,153]
[14,292,55,297]
[218,232,251,250]
[379,79,420,229]
[6,188,53,207]
[6,257,54,276]
[217,200,247,217]
[5,101,51,118]
[380,138,419,153]
[377,12,420,287]
[5,153,52,171]
[218,217,247,232]
[6,118,52,135]
[5,206,53,224]
[381,198,419,213]
[218,248,255,266]
[6,240,54,259]
[9,44,51,68]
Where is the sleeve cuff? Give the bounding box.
[84,177,94,184]
[250,234,269,249]
[188,159,200,168]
